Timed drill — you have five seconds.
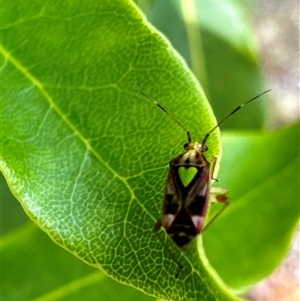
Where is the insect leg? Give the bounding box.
[154,223,183,278]
[202,187,229,232]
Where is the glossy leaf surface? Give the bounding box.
[1,1,235,301]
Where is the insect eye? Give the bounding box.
[201,145,208,152]
[183,143,189,150]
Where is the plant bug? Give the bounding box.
[135,83,270,277]
[135,84,270,249]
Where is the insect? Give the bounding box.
[136,84,270,249]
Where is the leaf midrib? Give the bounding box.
[1,45,159,222]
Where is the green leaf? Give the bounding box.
[140,0,266,129]
[0,173,29,234]
[204,122,300,289]
[1,221,155,301]
[1,0,240,300]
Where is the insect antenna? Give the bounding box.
[201,89,271,146]
[133,82,192,143]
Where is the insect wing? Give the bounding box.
[157,151,212,247]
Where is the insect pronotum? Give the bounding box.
[136,83,270,272]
